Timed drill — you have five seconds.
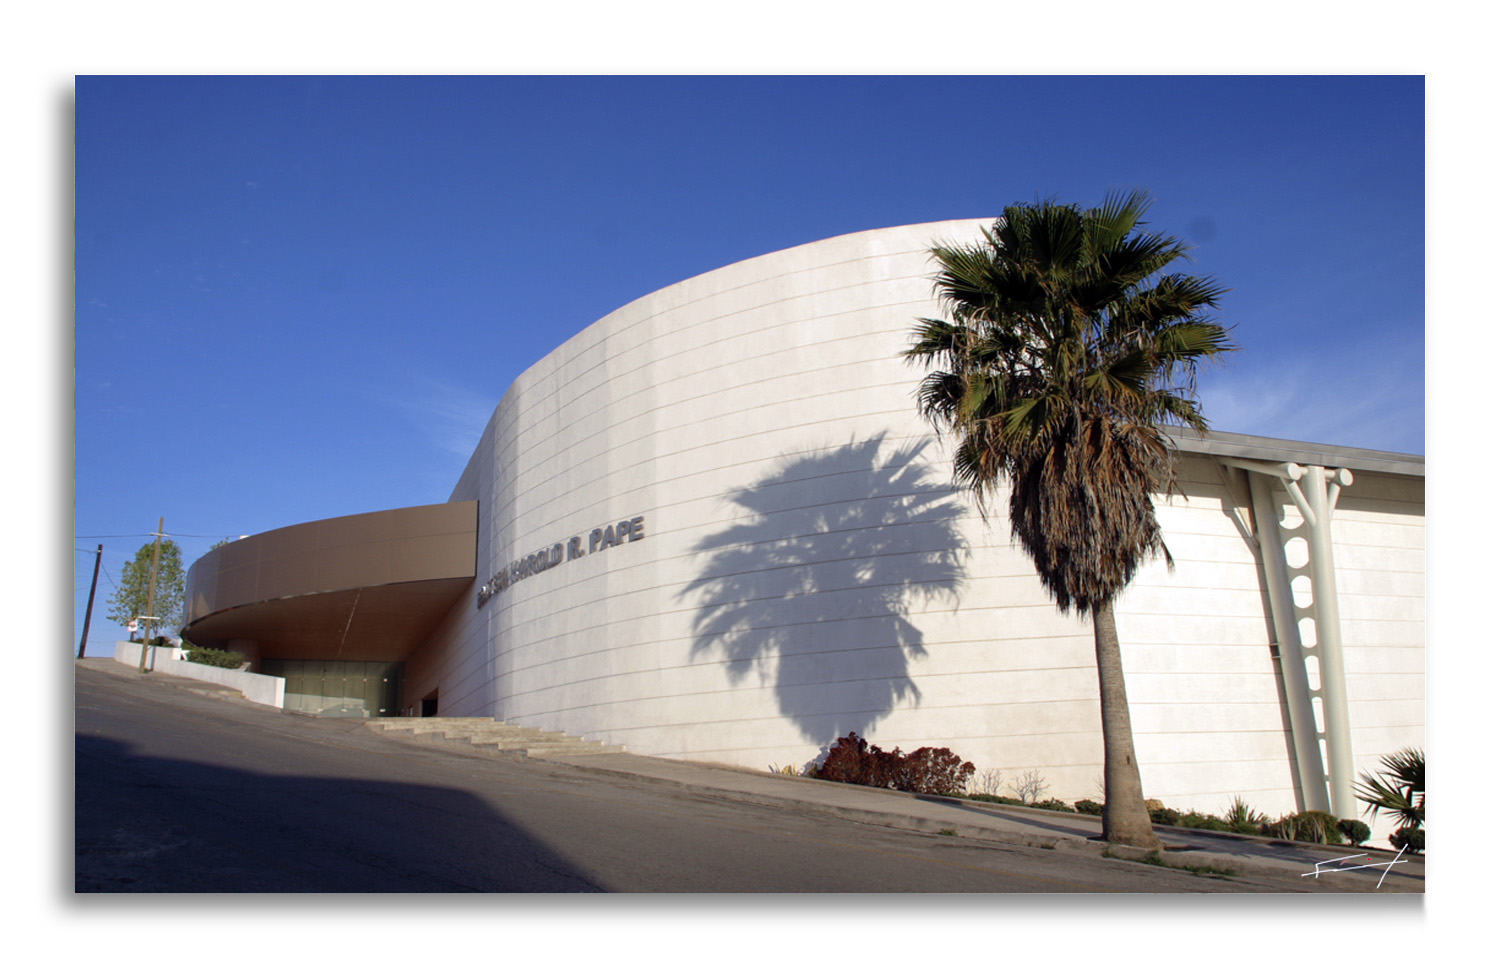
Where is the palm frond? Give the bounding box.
[1354,747,1425,828]
[906,192,1235,611]
[1088,189,1154,245]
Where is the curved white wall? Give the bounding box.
[403,221,1425,836]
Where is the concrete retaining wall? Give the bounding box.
[112,641,286,708]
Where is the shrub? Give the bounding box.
[894,747,977,797]
[813,733,975,796]
[768,763,813,777]
[1073,799,1104,816]
[1178,811,1231,832]
[969,768,1005,798]
[1034,798,1074,812]
[1261,810,1345,844]
[184,646,246,669]
[1390,827,1424,854]
[967,793,1025,806]
[815,733,883,786]
[1149,806,1181,826]
[1337,819,1371,846]
[1224,796,1267,833]
[1302,811,1346,844]
[1009,769,1050,805]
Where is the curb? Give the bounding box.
[535,756,1417,892]
[531,759,1143,854]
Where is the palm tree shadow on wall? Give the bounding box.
[680,435,968,753]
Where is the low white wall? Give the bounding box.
[112,641,286,708]
[113,641,184,669]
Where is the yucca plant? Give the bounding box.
[1354,747,1425,832]
[1224,795,1267,830]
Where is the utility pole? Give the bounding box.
[137,518,164,674]
[78,544,103,659]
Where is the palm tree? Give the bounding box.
[906,192,1235,847]
[1354,748,1424,832]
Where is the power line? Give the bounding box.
[76,532,244,539]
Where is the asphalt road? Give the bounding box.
[75,663,1301,893]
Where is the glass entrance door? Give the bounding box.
[260,659,403,717]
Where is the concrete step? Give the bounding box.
[527,746,626,757]
[369,718,508,731]
[415,730,571,749]
[364,717,623,759]
[482,740,626,756]
[372,717,495,728]
[378,722,560,741]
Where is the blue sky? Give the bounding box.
[70,74,1424,652]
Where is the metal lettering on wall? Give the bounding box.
[477,515,646,608]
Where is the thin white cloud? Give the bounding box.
[1196,336,1424,454]
[390,378,497,460]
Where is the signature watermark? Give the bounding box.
[1301,845,1409,888]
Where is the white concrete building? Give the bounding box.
[184,221,1425,840]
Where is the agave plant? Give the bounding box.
[1354,747,1425,830]
[1224,795,1267,833]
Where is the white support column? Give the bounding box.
[1220,457,1354,818]
[1245,472,1330,813]
[1300,465,1357,819]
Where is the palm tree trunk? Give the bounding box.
[1092,599,1162,849]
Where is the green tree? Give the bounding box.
[106,538,186,640]
[905,192,1235,847]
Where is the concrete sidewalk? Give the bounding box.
[527,749,1423,893]
[77,657,1423,893]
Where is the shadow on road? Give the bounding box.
[74,734,604,893]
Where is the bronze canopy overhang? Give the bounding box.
[181,501,477,663]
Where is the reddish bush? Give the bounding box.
[813,732,865,783]
[896,746,976,797]
[816,733,889,786]
[814,732,974,796]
